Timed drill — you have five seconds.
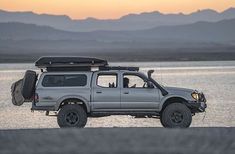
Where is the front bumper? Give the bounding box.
[187,101,207,112]
[187,93,207,112]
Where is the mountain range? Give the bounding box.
[0,18,235,43]
[1,8,235,32]
[1,8,235,62]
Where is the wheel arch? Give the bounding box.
[55,95,90,113]
[160,96,188,112]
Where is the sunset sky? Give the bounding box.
[0,0,235,19]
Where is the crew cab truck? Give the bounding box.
[11,57,207,128]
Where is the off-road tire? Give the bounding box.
[57,104,87,128]
[160,114,167,127]
[160,103,192,128]
[21,70,37,100]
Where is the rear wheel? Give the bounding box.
[57,104,87,128]
[160,103,192,128]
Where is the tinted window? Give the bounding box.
[64,75,87,86]
[42,74,87,87]
[42,75,64,87]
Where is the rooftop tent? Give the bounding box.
[35,57,108,71]
[35,57,139,72]
[35,57,108,68]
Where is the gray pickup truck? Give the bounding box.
[11,57,207,128]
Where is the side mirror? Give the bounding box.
[147,81,154,88]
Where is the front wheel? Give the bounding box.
[57,104,87,128]
[160,103,192,128]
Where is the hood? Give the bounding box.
[164,86,195,94]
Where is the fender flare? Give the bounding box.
[55,95,90,112]
[159,94,188,111]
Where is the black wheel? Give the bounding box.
[21,70,37,100]
[57,104,87,128]
[160,103,192,128]
[160,115,167,127]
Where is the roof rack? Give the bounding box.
[99,66,139,71]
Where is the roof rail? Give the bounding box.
[99,66,139,71]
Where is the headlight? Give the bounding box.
[191,91,199,100]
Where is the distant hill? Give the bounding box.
[0,22,75,40]
[0,18,235,43]
[1,19,235,62]
[138,18,235,42]
[0,8,235,32]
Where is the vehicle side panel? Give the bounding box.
[36,72,92,110]
[91,71,121,111]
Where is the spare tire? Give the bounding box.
[11,79,25,106]
[21,70,37,100]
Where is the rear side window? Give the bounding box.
[97,74,117,88]
[42,74,87,87]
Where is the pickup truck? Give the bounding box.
[11,57,207,128]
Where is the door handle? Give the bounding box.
[96,91,102,94]
[123,92,129,94]
[42,96,53,100]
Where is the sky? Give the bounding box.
[0,0,235,19]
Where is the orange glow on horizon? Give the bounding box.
[0,0,235,19]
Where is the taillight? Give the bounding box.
[34,93,39,102]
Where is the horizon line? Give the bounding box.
[0,7,234,20]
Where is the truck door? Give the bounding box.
[92,72,121,110]
[121,73,160,110]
